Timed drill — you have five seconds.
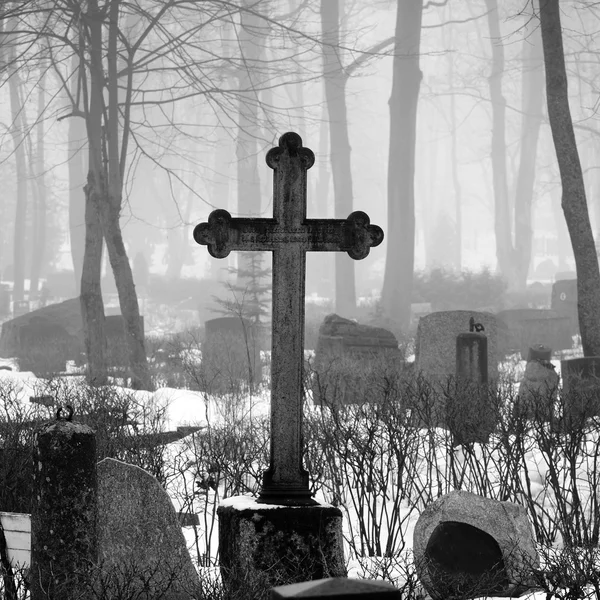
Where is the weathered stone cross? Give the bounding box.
[193,132,383,505]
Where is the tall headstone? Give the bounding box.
[560,357,600,428]
[194,132,382,592]
[30,411,97,600]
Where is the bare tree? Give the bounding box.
[381,0,423,331]
[539,0,600,356]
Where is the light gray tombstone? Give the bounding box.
[413,490,538,600]
[97,458,200,599]
[415,310,505,382]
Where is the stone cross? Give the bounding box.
[193,132,383,505]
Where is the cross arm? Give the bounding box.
[193,209,384,260]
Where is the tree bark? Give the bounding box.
[7,32,27,303]
[81,0,107,386]
[236,0,263,288]
[513,22,544,288]
[380,0,423,330]
[29,64,48,298]
[484,0,512,283]
[69,53,87,294]
[539,0,600,356]
[320,0,356,318]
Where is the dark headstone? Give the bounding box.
[200,316,263,394]
[30,419,97,600]
[551,279,578,336]
[452,333,495,445]
[560,357,600,427]
[527,344,552,361]
[271,578,400,600]
[312,314,403,406]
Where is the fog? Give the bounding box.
[0,0,596,324]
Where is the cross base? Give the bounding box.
[258,469,318,506]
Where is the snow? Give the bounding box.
[0,351,595,598]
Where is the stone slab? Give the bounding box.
[97,458,200,599]
[312,314,403,406]
[271,577,400,599]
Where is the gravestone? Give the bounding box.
[560,357,600,428]
[451,332,497,445]
[551,279,578,337]
[415,310,506,381]
[97,458,200,599]
[200,316,263,394]
[413,490,538,600]
[496,308,572,357]
[0,298,84,374]
[195,132,381,594]
[516,348,559,422]
[312,313,403,406]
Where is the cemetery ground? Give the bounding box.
[3,295,600,599]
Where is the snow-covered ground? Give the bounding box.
[0,347,594,598]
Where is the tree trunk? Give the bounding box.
[484,0,512,283]
[539,0,600,356]
[81,0,107,385]
[380,0,423,330]
[7,35,27,303]
[69,53,87,294]
[513,21,544,289]
[98,0,151,390]
[236,0,263,288]
[320,0,356,318]
[29,65,47,298]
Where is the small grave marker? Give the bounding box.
[194,132,383,505]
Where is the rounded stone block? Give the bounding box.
[413,491,538,600]
[218,497,346,597]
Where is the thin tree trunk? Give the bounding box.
[513,22,544,289]
[484,0,512,283]
[98,0,151,390]
[29,65,47,298]
[381,0,423,330]
[7,34,27,303]
[320,0,356,317]
[69,53,87,295]
[81,0,107,386]
[539,0,600,356]
[236,0,262,287]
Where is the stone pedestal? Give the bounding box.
[31,419,97,600]
[218,497,346,598]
